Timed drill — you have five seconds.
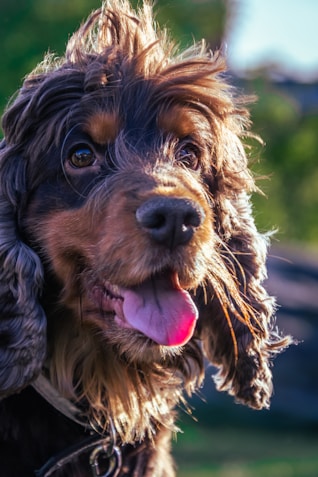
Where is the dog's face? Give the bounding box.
[25,106,215,352]
[0,0,291,442]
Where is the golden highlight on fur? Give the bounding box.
[0,1,292,476]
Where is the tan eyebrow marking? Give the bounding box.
[84,111,120,144]
[157,105,207,138]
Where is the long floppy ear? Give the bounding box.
[0,140,46,397]
[198,126,292,410]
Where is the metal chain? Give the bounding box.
[89,443,122,477]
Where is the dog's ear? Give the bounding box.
[0,140,46,397]
[198,127,292,410]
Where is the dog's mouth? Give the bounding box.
[90,270,198,347]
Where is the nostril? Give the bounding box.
[136,197,204,249]
[137,208,166,230]
[184,209,201,228]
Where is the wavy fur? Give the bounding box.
[0,2,291,476]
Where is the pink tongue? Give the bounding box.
[122,274,198,346]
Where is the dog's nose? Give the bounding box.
[136,197,204,249]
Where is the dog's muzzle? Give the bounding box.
[136,196,204,250]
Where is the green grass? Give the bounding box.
[173,418,318,477]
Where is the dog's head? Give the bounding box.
[0,0,291,440]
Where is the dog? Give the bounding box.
[0,1,291,476]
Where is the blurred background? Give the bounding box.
[1,0,317,475]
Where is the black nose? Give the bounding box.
[136,197,204,249]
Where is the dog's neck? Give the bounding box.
[32,373,122,477]
[32,373,87,428]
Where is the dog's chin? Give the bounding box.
[101,324,185,365]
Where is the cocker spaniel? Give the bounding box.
[0,1,291,476]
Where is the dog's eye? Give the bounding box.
[69,147,95,168]
[176,143,201,170]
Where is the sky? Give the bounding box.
[225,0,318,81]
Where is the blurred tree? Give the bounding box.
[143,0,226,50]
[247,77,318,244]
[0,0,101,110]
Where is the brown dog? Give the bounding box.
[0,1,291,475]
